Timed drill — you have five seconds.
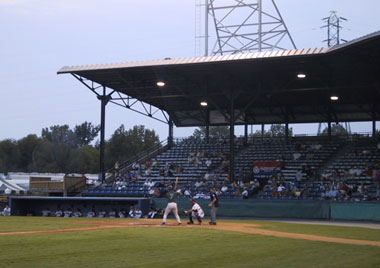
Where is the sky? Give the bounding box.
[0,0,380,142]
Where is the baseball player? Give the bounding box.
[208,187,219,225]
[185,198,204,225]
[161,177,182,225]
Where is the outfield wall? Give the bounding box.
[154,198,380,221]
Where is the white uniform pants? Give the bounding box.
[162,202,181,223]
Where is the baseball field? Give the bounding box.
[1,217,380,268]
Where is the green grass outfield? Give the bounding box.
[0,217,380,268]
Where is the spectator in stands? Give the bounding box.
[152,158,159,168]
[222,158,230,173]
[242,188,249,199]
[234,188,241,197]
[221,184,228,193]
[63,208,72,218]
[145,167,152,176]
[328,187,338,200]
[41,208,51,217]
[132,162,140,170]
[159,167,165,176]
[188,153,195,164]
[144,179,150,188]
[300,187,310,198]
[250,179,260,194]
[148,187,155,196]
[3,205,10,216]
[145,161,151,170]
[205,158,212,170]
[295,170,303,185]
[114,161,120,178]
[175,164,184,174]
[277,184,285,196]
[195,180,202,188]
[194,156,202,167]
[184,188,191,197]
[73,208,82,218]
[357,183,366,195]
[293,152,302,161]
[376,185,380,200]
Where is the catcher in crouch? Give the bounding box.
[184,198,204,225]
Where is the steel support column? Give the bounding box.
[244,123,248,146]
[168,119,174,148]
[261,124,265,141]
[328,121,332,140]
[229,92,235,182]
[285,123,289,143]
[97,87,110,183]
[373,120,377,140]
[206,125,210,143]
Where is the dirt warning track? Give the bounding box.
[1,219,379,247]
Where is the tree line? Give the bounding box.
[0,122,159,174]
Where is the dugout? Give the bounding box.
[9,196,150,217]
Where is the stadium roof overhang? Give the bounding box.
[58,31,380,127]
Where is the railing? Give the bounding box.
[106,139,168,178]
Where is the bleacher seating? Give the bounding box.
[82,137,380,202]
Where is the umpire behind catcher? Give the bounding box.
[208,187,219,225]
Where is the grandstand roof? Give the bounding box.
[58,31,380,127]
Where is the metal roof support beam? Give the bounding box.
[372,120,377,140]
[168,119,174,148]
[328,121,332,140]
[97,86,111,183]
[229,89,235,182]
[285,123,289,144]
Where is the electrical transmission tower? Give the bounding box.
[322,11,347,47]
[196,0,296,56]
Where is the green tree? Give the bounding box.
[73,121,100,147]
[320,124,348,136]
[0,139,20,173]
[105,125,160,169]
[68,145,99,174]
[17,134,42,172]
[191,126,230,141]
[251,124,293,138]
[42,125,76,147]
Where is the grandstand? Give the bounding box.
[57,30,380,206]
[80,135,380,203]
[6,30,380,219]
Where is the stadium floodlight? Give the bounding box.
[200,101,208,106]
[330,95,339,101]
[156,81,165,87]
[297,73,306,79]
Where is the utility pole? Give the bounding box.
[197,0,296,56]
[322,11,347,47]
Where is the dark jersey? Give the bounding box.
[166,191,179,203]
[210,192,219,207]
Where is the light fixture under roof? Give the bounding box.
[200,101,208,107]
[330,95,339,101]
[156,81,165,87]
[297,73,306,79]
